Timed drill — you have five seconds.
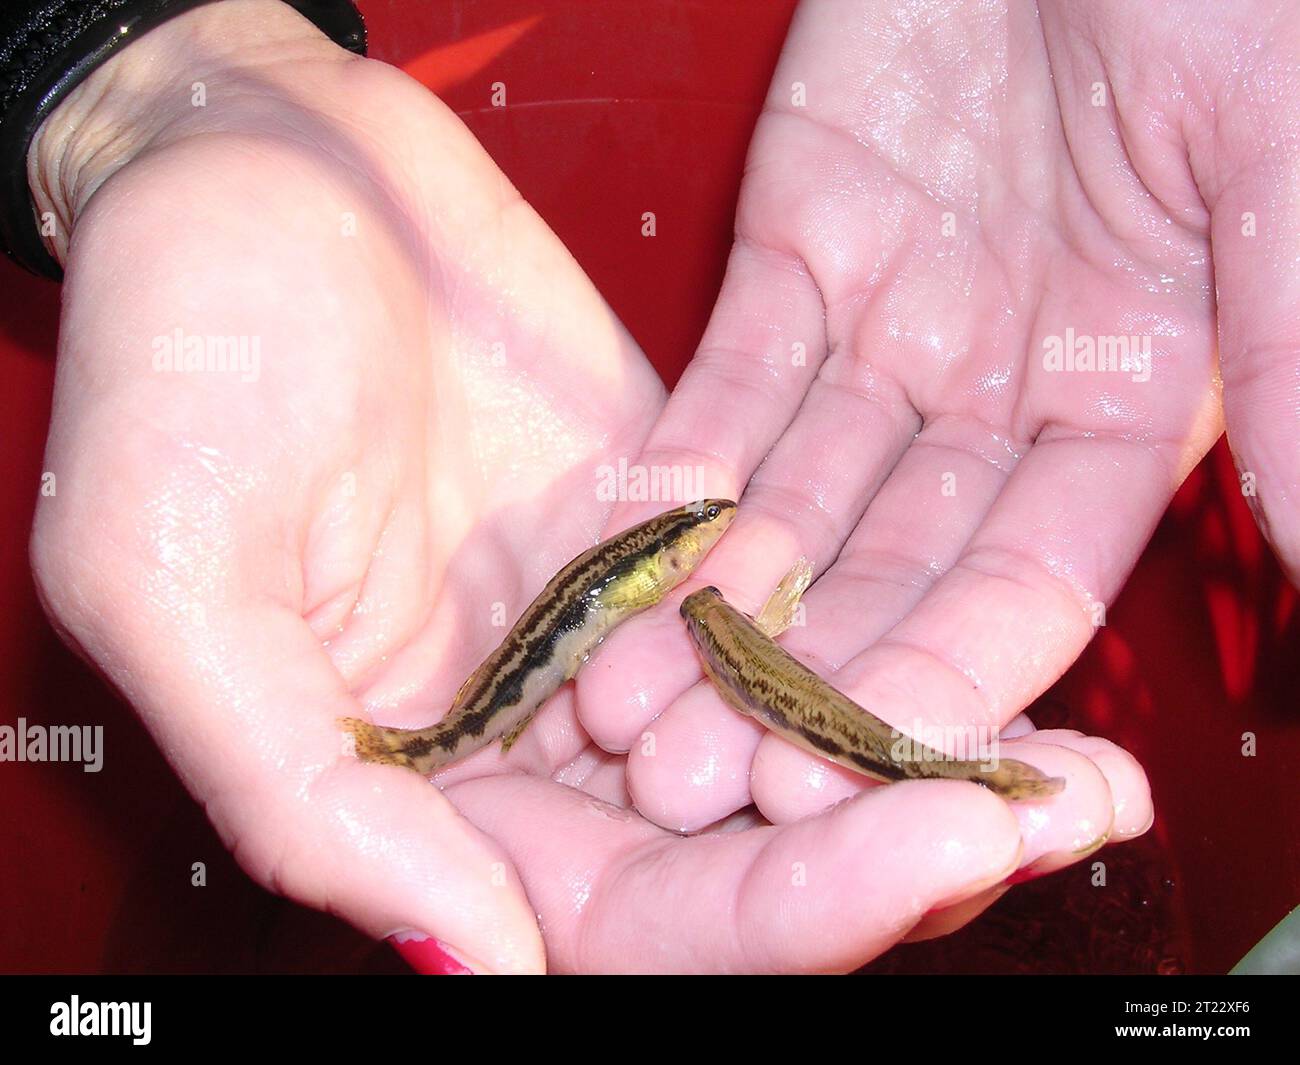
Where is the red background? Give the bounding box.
[0,0,1295,974]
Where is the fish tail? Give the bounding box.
[958,756,1065,800]
[339,717,431,774]
[894,752,1064,800]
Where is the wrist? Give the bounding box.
[28,0,356,264]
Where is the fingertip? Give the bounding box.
[996,740,1114,878]
[388,931,478,975]
[923,780,1024,885]
[905,883,1011,943]
[999,711,1038,738]
[1031,729,1153,839]
[838,780,1023,907]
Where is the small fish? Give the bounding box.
[342,499,736,774]
[681,561,1065,801]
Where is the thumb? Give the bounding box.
[449,774,1023,973]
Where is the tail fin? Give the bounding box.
[339,717,423,773]
[963,756,1065,801]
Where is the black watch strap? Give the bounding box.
[0,0,366,280]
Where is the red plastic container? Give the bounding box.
[1,1,1295,974]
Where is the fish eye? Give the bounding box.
[705,503,720,520]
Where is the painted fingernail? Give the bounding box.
[388,930,475,975]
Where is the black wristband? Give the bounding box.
[0,0,366,281]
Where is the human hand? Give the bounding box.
[27,0,1076,974]
[571,0,1300,876]
[26,0,674,974]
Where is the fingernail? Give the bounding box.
[1007,831,1110,884]
[1115,807,1155,840]
[1073,830,1111,857]
[388,930,475,975]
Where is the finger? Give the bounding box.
[612,239,830,525]
[673,354,921,624]
[902,883,1010,944]
[750,726,882,823]
[576,239,827,751]
[807,431,1196,741]
[625,679,767,831]
[1209,140,1300,584]
[447,774,1022,974]
[1000,710,1037,738]
[575,603,713,754]
[629,417,1019,828]
[750,727,1113,871]
[777,414,1023,670]
[995,739,1113,877]
[553,744,631,807]
[1028,729,1153,842]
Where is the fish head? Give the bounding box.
[680,585,725,621]
[657,500,736,585]
[599,500,735,611]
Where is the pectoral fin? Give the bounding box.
[500,711,538,754]
[753,557,814,637]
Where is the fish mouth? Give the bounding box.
[680,586,724,618]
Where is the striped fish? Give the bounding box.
[342,499,736,773]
